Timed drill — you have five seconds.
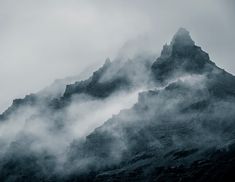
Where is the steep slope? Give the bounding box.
[0,56,153,120]
[53,56,153,108]
[64,28,235,181]
[151,28,216,82]
[1,28,235,182]
[0,54,154,181]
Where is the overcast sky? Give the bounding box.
[0,0,234,112]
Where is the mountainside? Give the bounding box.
[63,28,235,181]
[0,55,153,120]
[1,28,235,182]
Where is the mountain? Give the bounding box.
[0,55,153,120]
[152,28,215,81]
[65,28,235,181]
[1,28,235,182]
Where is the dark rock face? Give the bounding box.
[63,60,128,99]
[0,94,40,121]
[152,28,216,82]
[65,29,235,181]
[94,144,235,182]
[1,28,235,182]
[63,57,153,99]
[0,56,153,118]
[171,28,195,47]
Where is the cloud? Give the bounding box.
[0,0,234,112]
[0,81,144,171]
[0,55,235,180]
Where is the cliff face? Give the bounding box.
[0,55,153,119]
[1,28,235,182]
[65,28,235,181]
[152,28,216,82]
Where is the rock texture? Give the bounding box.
[1,28,235,182]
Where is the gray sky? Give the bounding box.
[0,0,234,112]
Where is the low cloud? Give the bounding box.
[0,0,234,112]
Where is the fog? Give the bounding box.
[0,0,234,113]
[0,53,153,174]
[0,16,235,179]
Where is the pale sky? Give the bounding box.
[0,0,234,112]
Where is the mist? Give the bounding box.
[0,53,154,176]
[0,17,235,180]
[0,0,235,112]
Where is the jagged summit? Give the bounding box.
[152,28,214,82]
[171,28,195,47]
[104,57,111,66]
[1,28,235,181]
[160,28,195,58]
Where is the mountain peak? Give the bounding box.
[170,28,195,47]
[104,57,111,65]
[152,28,214,82]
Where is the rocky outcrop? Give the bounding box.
[1,28,235,182]
[65,28,235,181]
[151,28,216,82]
